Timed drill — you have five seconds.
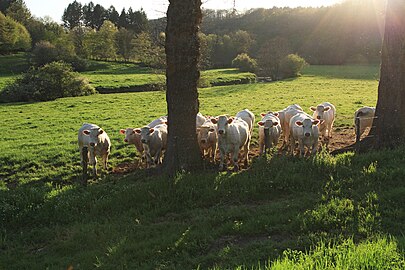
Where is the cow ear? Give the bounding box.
[227,118,234,124]
[98,129,104,134]
[312,119,320,126]
[134,129,141,134]
[260,113,267,117]
[258,121,264,126]
[310,106,317,111]
[119,129,126,134]
[295,121,303,126]
[149,128,154,134]
[324,106,331,112]
[83,130,90,135]
[273,112,279,117]
[273,121,279,126]
[211,118,218,124]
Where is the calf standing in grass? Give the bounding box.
[310,102,336,145]
[258,112,281,155]
[354,106,375,138]
[211,114,251,171]
[277,104,303,148]
[119,116,167,159]
[197,119,218,162]
[140,124,168,168]
[289,113,321,157]
[78,123,111,179]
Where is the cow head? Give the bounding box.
[120,128,141,144]
[140,126,154,144]
[310,104,331,121]
[83,128,104,147]
[295,118,321,137]
[258,119,279,130]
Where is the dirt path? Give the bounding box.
[112,127,358,175]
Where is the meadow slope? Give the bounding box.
[1,64,404,269]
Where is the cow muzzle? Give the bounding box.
[201,139,207,144]
[218,130,224,135]
[305,133,310,137]
[317,116,321,120]
[124,139,128,143]
[89,142,96,147]
[141,139,147,143]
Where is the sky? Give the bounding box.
[25,0,342,23]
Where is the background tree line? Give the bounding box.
[1,0,386,73]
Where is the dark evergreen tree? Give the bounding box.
[82,1,95,28]
[107,5,119,27]
[62,0,83,29]
[118,8,128,29]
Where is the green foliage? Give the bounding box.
[31,40,58,66]
[0,11,31,53]
[256,37,291,80]
[279,54,308,79]
[115,27,135,61]
[232,53,258,72]
[85,20,117,60]
[131,31,165,68]
[0,61,95,102]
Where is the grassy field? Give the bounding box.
[0,54,256,93]
[1,60,404,269]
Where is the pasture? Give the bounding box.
[1,64,404,269]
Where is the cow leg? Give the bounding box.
[298,139,305,157]
[219,148,226,171]
[232,147,240,172]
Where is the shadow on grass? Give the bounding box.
[1,146,404,268]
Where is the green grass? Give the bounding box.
[1,59,403,269]
[0,53,30,90]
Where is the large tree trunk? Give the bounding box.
[163,0,203,175]
[371,0,405,148]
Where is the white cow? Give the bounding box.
[211,115,250,171]
[258,112,281,155]
[197,119,218,162]
[310,102,336,143]
[354,106,375,138]
[78,123,111,178]
[119,116,167,158]
[235,109,255,133]
[140,123,168,167]
[277,104,303,148]
[196,112,207,130]
[289,113,321,157]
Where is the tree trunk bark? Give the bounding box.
[371,0,405,148]
[163,0,203,175]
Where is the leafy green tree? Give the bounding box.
[0,11,31,53]
[69,25,91,57]
[85,20,117,60]
[257,37,291,80]
[62,0,83,29]
[115,27,134,61]
[279,54,307,79]
[0,0,13,14]
[232,53,257,72]
[31,40,58,66]
[131,31,165,68]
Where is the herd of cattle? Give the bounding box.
[78,104,376,176]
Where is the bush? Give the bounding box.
[232,53,257,72]
[0,61,96,103]
[279,54,308,79]
[32,40,88,71]
[31,41,58,66]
